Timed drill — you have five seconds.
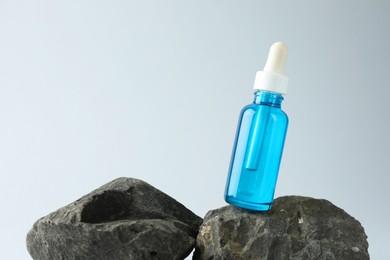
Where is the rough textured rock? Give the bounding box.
[26,177,203,260]
[194,196,369,260]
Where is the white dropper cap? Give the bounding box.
[253,42,289,94]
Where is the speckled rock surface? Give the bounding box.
[26,177,202,260]
[194,196,369,260]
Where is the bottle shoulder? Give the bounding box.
[241,103,257,112]
[241,103,287,115]
[239,103,288,124]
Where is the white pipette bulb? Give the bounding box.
[264,42,288,74]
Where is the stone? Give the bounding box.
[26,177,203,260]
[193,196,369,260]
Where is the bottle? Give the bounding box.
[224,42,289,211]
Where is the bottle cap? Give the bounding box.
[253,42,289,94]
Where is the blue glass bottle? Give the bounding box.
[224,90,288,211]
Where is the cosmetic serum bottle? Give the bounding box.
[225,42,289,211]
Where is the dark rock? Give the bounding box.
[26,177,202,260]
[194,196,369,260]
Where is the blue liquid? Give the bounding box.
[225,91,288,211]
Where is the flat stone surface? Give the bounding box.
[26,177,202,260]
[194,196,369,260]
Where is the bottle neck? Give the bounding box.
[253,91,284,108]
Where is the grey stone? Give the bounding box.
[193,196,369,260]
[26,177,202,260]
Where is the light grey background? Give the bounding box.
[1,1,389,259]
